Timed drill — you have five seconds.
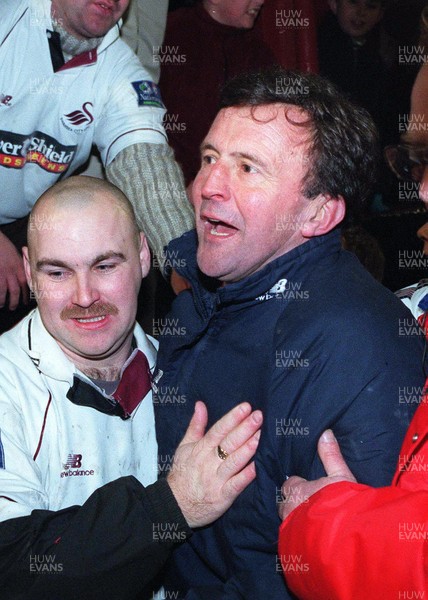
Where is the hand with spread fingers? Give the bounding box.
[278,429,356,521]
[167,401,263,529]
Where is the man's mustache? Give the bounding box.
[60,302,119,320]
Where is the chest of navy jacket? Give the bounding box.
[155,229,426,599]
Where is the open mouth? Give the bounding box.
[202,216,239,237]
[75,315,106,323]
[71,314,110,330]
[94,1,114,15]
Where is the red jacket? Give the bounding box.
[279,400,428,599]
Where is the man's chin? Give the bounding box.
[197,254,221,279]
[196,258,234,284]
[58,331,131,365]
[65,344,118,362]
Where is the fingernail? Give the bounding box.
[320,429,335,443]
[254,430,261,440]
[252,410,263,424]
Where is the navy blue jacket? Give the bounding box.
[155,229,425,599]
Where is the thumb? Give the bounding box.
[178,401,208,446]
[317,430,356,480]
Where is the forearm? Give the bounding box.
[107,143,194,273]
[280,482,428,600]
[0,476,191,599]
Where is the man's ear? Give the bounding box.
[139,233,151,278]
[22,247,33,291]
[301,195,346,238]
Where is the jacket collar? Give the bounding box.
[19,308,157,387]
[167,228,342,318]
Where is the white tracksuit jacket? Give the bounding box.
[0,311,192,599]
[0,308,159,521]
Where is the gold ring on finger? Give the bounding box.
[217,445,229,460]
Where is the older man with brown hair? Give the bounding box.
[154,67,426,598]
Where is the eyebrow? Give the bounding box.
[36,252,127,271]
[200,142,217,155]
[200,143,269,171]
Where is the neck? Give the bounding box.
[51,9,103,59]
[60,333,134,382]
[78,365,122,381]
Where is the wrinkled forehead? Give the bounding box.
[203,104,313,185]
[212,103,313,143]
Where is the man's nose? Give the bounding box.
[72,273,100,307]
[200,161,231,201]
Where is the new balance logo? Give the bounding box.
[60,453,94,478]
[63,453,82,469]
[0,94,12,107]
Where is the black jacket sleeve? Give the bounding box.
[0,476,191,600]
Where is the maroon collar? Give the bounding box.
[67,349,152,420]
[58,48,98,72]
[113,349,152,417]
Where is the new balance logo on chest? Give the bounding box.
[60,453,94,478]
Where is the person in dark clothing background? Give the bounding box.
[159,0,275,186]
[317,0,389,142]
